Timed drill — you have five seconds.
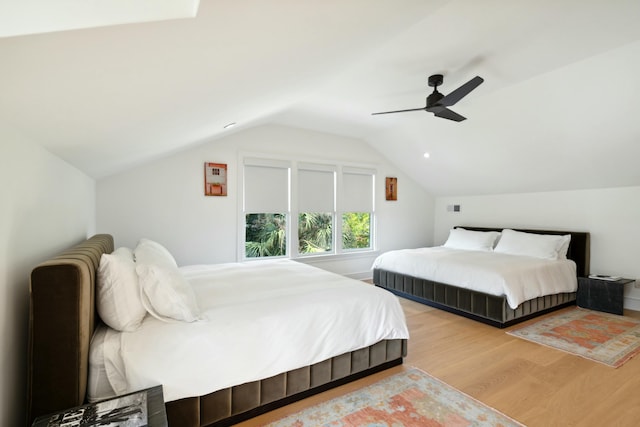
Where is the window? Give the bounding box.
[241,157,374,260]
[341,167,375,251]
[242,158,290,258]
[297,163,336,255]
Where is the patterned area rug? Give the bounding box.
[507,308,640,368]
[265,368,523,427]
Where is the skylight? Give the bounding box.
[0,0,200,38]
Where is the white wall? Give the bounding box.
[434,187,640,309]
[0,124,95,427]
[97,124,434,277]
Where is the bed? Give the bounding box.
[26,234,408,427]
[373,226,590,328]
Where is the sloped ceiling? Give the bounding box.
[1,0,639,196]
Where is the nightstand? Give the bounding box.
[577,277,634,315]
[32,385,167,427]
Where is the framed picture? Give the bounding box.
[385,177,397,201]
[204,162,227,196]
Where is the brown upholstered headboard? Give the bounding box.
[26,234,114,425]
[457,226,590,277]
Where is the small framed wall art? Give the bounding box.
[204,162,227,196]
[385,177,397,201]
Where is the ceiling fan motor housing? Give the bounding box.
[426,74,444,108]
[427,91,444,108]
[428,74,444,87]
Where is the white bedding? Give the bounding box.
[372,246,577,309]
[101,259,409,402]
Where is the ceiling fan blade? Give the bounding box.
[371,107,425,115]
[439,76,484,107]
[434,107,466,122]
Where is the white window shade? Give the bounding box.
[342,167,375,212]
[244,159,290,213]
[298,164,335,213]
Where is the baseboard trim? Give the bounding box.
[345,271,373,280]
[624,296,640,312]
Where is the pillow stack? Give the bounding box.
[96,247,146,331]
[494,229,571,260]
[135,238,201,323]
[443,227,571,260]
[96,238,201,332]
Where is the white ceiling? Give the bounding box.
[1,0,640,196]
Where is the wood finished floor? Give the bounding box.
[238,297,640,426]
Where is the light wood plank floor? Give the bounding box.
[238,298,640,426]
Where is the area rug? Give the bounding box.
[265,368,523,427]
[507,308,640,368]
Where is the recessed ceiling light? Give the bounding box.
[423,152,430,159]
[223,122,237,129]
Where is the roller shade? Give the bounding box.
[342,167,375,212]
[244,158,290,213]
[298,163,335,212]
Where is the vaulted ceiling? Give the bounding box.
[2,0,640,196]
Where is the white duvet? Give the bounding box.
[372,247,577,309]
[102,259,408,402]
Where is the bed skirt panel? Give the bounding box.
[374,268,576,328]
[504,292,576,322]
[167,338,407,427]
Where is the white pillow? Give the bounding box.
[96,247,147,332]
[134,238,178,269]
[443,228,501,252]
[494,229,568,260]
[557,234,572,259]
[137,263,201,323]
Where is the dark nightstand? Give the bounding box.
[32,385,167,427]
[577,276,634,315]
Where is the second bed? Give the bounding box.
[373,226,590,328]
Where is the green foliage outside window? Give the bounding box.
[245,212,371,258]
[298,212,332,254]
[245,213,286,257]
[342,212,370,249]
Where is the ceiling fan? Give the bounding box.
[372,74,484,122]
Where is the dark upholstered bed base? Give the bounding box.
[374,268,576,328]
[26,234,406,427]
[167,340,406,427]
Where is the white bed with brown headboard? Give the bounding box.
[27,234,408,426]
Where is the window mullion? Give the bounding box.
[290,165,299,257]
[335,167,343,254]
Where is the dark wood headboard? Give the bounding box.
[27,234,114,425]
[457,226,590,278]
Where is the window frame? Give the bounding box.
[240,156,292,260]
[239,153,376,261]
[339,166,376,253]
[295,162,337,257]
